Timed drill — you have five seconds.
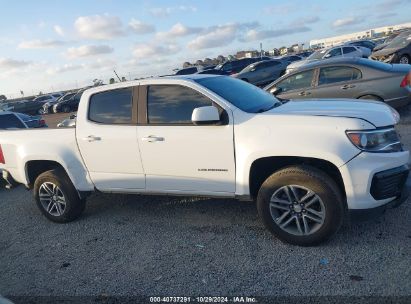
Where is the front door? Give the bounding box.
[76,87,145,191]
[137,84,236,195]
[273,69,316,100]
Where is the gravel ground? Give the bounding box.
[0,109,410,299]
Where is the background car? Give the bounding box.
[174,66,200,75]
[232,59,288,86]
[373,30,410,52]
[57,114,76,128]
[53,90,84,113]
[42,92,76,114]
[209,57,270,75]
[344,40,376,51]
[33,94,56,104]
[0,111,46,129]
[3,99,45,115]
[370,31,411,64]
[276,55,303,63]
[286,45,367,73]
[265,57,411,109]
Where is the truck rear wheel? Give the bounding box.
[257,165,344,246]
[33,169,86,223]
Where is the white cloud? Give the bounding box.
[0,58,31,70]
[128,19,155,34]
[149,5,197,17]
[65,45,114,58]
[241,26,311,42]
[263,4,296,15]
[133,44,180,59]
[18,39,65,49]
[187,23,258,50]
[86,58,116,70]
[54,25,65,37]
[332,16,363,28]
[47,64,84,75]
[74,14,125,40]
[156,23,202,39]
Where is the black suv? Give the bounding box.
[53,90,84,113]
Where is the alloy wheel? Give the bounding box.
[38,182,67,216]
[269,185,325,236]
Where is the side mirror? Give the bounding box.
[192,106,220,125]
[324,53,331,58]
[270,87,283,95]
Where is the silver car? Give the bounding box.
[286,45,367,74]
[265,57,411,109]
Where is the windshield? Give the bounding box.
[240,63,258,73]
[196,76,280,113]
[387,34,411,48]
[307,49,327,60]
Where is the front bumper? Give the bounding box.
[349,172,410,221]
[339,150,410,210]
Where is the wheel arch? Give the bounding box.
[25,159,92,199]
[26,160,68,188]
[249,156,346,202]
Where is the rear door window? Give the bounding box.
[318,66,362,85]
[327,47,342,57]
[89,88,133,124]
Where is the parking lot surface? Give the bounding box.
[0,109,410,298]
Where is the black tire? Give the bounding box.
[33,169,86,223]
[399,55,410,65]
[62,105,71,113]
[256,165,345,246]
[358,94,383,101]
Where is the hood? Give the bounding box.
[372,47,401,57]
[268,99,399,127]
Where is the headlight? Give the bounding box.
[346,128,402,153]
[383,53,395,63]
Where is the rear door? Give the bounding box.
[76,86,145,191]
[136,83,235,195]
[269,69,316,99]
[310,66,364,99]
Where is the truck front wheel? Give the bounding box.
[33,169,86,223]
[257,165,344,246]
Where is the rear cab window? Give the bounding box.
[88,88,133,124]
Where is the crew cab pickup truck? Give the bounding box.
[0,75,409,246]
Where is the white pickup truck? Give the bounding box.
[0,75,409,245]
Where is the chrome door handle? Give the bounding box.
[341,84,355,90]
[83,135,101,142]
[142,135,165,143]
[299,91,311,96]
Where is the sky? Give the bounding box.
[0,0,410,98]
